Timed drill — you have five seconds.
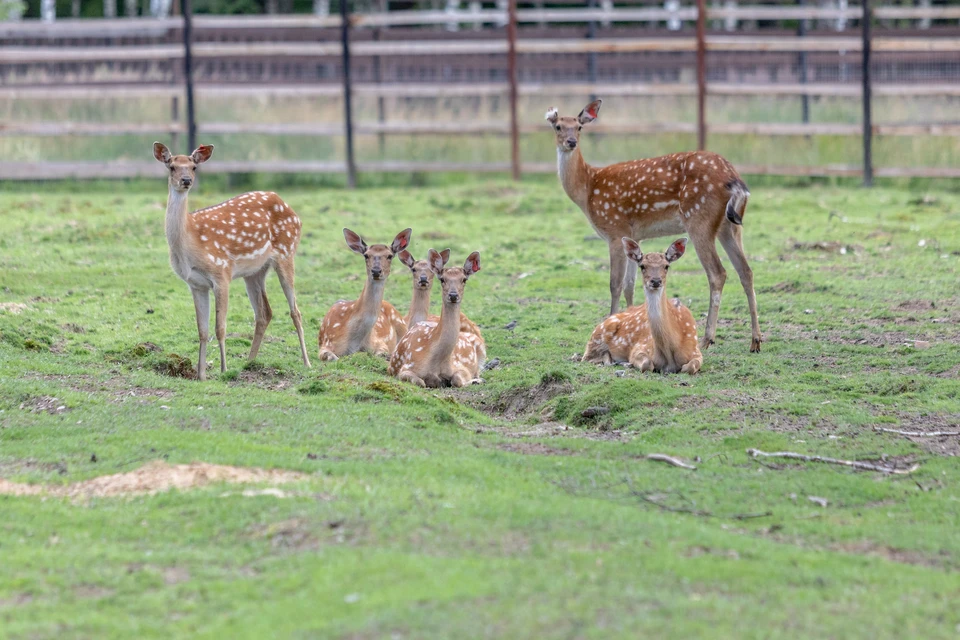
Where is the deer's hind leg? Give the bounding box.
[274,256,311,368]
[244,267,272,363]
[718,221,762,353]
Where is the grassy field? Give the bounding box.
[1,177,959,638]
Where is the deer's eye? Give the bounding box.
[640,265,646,271]
[439,277,445,284]
[578,125,582,131]
[555,125,561,131]
[664,265,669,270]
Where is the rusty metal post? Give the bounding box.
[695,0,707,150]
[340,0,357,188]
[507,0,520,180]
[861,0,873,186]
[181,0,196,152]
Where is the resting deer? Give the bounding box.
[584,238,702,375]
[397,249,482,339]
[317,228,410,361]
[389,250,486,387]
[152,142,311,381]
[546,99,762,353]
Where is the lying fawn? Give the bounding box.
[152,142,311,381]
[397,249,482,339]
[547,99,761,353]
[389,250,486,387]
[317,228,410,361]
[583,238,702,375]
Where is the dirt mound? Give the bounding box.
[0,461,305,499]
[19,396,69,415]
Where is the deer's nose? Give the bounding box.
[565,138,578,148]
[448,292,460,303]
[371,268,383,278]
[419,275,429,285]
[180,177,193,186]
[649,279,662,289]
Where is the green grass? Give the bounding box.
[1,179,959,638]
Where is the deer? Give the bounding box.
[396,248,482,339]
[389,250,486,388]
[152,142,311,381]
[583,238,702,375]
[546,99,762,353]
[317,228,411,361]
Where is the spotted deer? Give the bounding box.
[389,250,486,387]
[152,142,311,381]
[584,238,702,375]
[546,99,761,352]
[317,228,410,361]
[397,249,482,339]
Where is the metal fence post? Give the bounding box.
[798,0,810,126]
[181,0,196,152]
[586,0,598,99]
[861,0,873,186]
[696,0,707,150]
[507,0,520,181]
[341,0,357,189]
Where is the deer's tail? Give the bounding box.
[725,178,750,226]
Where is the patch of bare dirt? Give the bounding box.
[62,323,86,334]
[684,545,741,560]
[163,567,191,585]
[0,593,34,608]
[233,366,295,391]
[758,281,831,295]
[791,240,863,255]
[75,585,115,600]
[0,461,306,499]
[19,395,69,415]
[828,540,952,568]
[484,379,574,420]
[0,302,28,314]
[895,300,939,312]
[496,442,575,456]
[777,323,960,347]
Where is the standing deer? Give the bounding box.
[152,142,311,381]
[546,99,762,352]
[397,249,482,339]
[317,228,410,361]
[389,250,486,388]
[584,238,702,375]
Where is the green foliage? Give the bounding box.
[0,182,959,637]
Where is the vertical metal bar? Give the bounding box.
[340,0,357,189]
[507,0,520,181]
[861,0,873,186]
[181,0,196,152]
[798,0,810,125]
[171,95,180,154]
[696,0,707,150]
[586,0,597,98]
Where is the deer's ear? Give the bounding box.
[622,237,643,263]
[439,249,451,266]
[427,249,445,275]
[398,250,415,269]
[343,228,367,255]
[190,144,214,164]
[463,251,481,277]
[578,99,602,125]
[153,142,172,164]
[391,228,412,254]
[545,107,559,125]
[665,237,687,263]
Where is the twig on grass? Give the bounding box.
[746,448,919,475]
[874,427,960,437]
[632,492,771,520]
[645,454,697,471]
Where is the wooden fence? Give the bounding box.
[1,3,959,182]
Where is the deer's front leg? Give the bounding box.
[212,278,230,373]
[628,342,654,373]
[190,286,211,381]
[608,240,628,316]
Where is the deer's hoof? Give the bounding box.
[750,337,763,353]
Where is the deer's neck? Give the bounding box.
[350,278,386,342]
[427,299,462,369]
[407,286,432,328]
[165,187,191,254]
[646,289,681,353]
[557,147,594,212]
